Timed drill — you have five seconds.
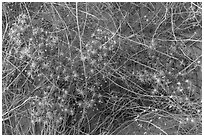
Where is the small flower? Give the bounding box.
[90,59,96,65]
[77,101,83,107]
[64,108,68,112]
[32,27,39,35]
[68,108,75,116]
[20,47,31,57]
[90,69,94,74]
[31,119,35,124]
[30,61,36,69]
[46,111,53,119]
[90,49,97,55]
[59,117,63,121]
[190,118,195,123]
[80,54,87,62]
[73,71,78,78]
[84,99,94,108]
[185,79,189,83]
[177,82,181,85]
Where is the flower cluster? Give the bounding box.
[2,2,202,135]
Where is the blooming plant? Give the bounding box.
[2,2,202,135]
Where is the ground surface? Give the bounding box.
[2,2,202,135]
